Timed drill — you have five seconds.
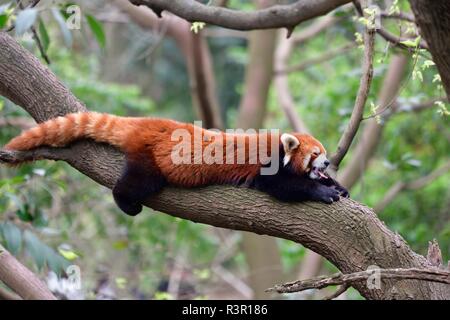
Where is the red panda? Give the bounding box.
[4,112,349,215]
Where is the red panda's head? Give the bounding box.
[280,133,329,179]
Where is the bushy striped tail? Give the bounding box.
[4,112,130,151]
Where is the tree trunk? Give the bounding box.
[0,32,448,299]
[409,0,450,99]
[235,0,282,299]
[236,0,277,129]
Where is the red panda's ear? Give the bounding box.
[281,133,300,154]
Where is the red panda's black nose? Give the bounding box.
[324,160,330,167]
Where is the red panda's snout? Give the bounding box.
[309,153,330,179]
[280,133,329,179]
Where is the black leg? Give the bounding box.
[253,172,341,204]
[113,154,166,216]
[317,174,350,198]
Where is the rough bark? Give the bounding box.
[0,32,448,299]
[130,0,352,31]
[409,0,450,99]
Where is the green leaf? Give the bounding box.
[38,19,50,52]
[190,21,206,34]
[16,203,34,222]
[400,36,421,48]
[23,230,46,270]
[421,59,435,70]
[115,277,127,289]
[1,222,22,255]
[58,248,79,261]
[85,14,105,48]
[0,14,8,29]
[432,74,441,83]
[154,292,173,300]
[46,247,70,275]
[51,7,72,47]
[400,39,416,47]
[15,8,38,36]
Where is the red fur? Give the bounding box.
[4,112,327,187]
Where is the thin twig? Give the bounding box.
[0,116,35,129]
[322,284,349,300]
[11,0,50,64]
[353,1,427,51]
[374,161,450,213]
[30,26,50,64]
[376,27,428,51]
[380,11,415,23]
[291,15,338,45]
[391,97,448,115]
[267,267,450,294]
[275,43,356,75]
[329,4,375,171]
[362,48,422,121]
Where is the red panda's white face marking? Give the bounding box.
[309,153,329,179]
[281,133,330,179]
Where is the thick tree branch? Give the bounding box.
[267,268,450,295]
[0,32,449,299]
[129,0,351,32]
[329,18,375,172]
[0,245,56,300]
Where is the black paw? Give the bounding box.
[316,186,341,204]
[117,200,143,216]
[333,185,350,198]
[112,186,143,216]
